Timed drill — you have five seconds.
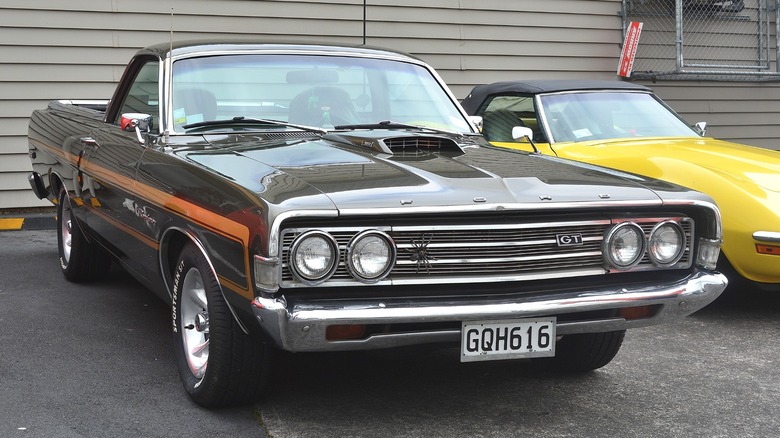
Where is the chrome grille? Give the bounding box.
[280,217,693,287]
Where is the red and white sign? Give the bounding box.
[617,21,643,78]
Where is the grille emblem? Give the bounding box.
[556,233,583,246]
[406,234,437,273]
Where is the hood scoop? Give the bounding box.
[325,132,465,156]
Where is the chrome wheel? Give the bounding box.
[60,198,73,265]
[56,186,111,282]
[180,267,209,380]
[172,242,271,407]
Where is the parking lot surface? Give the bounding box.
[2,228,778,437]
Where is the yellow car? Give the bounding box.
[462,80,780,290]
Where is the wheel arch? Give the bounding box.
[48,172,67,203]
[159,227,250,334]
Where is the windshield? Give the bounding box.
[539,92,698,143]
[170,54,471,134]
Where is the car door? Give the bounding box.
[80,59,161,282]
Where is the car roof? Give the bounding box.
[461,80,652,113]
[137,39,422,64]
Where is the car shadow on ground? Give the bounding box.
[697,275,780,316]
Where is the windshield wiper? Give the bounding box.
[334,120,461,136]
[182,117,326,134]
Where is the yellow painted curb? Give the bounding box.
[0,218,25,230]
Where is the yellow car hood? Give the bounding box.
[552,136,780,193]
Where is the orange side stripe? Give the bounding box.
[34,139,253,294]
[87,205,159,250]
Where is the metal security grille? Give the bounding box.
[622,0,780,80]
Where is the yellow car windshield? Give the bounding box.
[539,92,698,143]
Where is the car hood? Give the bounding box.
[555,136,780,193]
[176,132,693,212]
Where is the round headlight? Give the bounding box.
[648,221,685,267]
[604,222,646,270]
[346,231,396,283]
[290,231,339,284]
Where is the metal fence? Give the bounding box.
[622,0,780,80]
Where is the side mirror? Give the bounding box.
[512,126,534,142]
[511,126,539,153]
[468,115,483,133]
[693,121,707,137]
[121,113,153,144]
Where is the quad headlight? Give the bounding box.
[604,222,646,270]
[289,231,339,284]
[346,230,396,283]
[648,221,685,267]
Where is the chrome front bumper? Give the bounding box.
[251,270,727,352]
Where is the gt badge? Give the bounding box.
[556,233,583,246]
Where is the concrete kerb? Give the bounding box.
[0,207,57,231]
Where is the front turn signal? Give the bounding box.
[326,324,367,341]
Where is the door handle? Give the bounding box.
[80,136,99,148]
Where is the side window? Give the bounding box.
[480,95,547,143]
[115,61,160,128]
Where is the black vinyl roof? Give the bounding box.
[461,80,651,113]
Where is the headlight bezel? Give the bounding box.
[346,230,396,283]
[647,220,686,267]
[604,221,647,270]
[289,230,340,285]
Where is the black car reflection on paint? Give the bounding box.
[27,41,726,408]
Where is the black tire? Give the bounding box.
[56,187,111,282]
[532,330,625,373]
[171,242,270,408]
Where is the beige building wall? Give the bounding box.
[647,82,780,148]
[1,0,778,208]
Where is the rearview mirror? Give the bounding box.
[693,121,707,137]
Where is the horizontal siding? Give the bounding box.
[0,153,31,172]
[642,81,780,150]
[0,0,366,208]
[0,191,51,209]
[2,0,779,208]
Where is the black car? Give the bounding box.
[28,41,726,407]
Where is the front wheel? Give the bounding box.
[171,242,270,407]
[532,330,625,373]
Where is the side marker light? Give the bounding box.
[756,244,780,256]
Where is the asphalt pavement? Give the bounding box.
[2,227,779,437]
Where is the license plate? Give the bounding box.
[461,318,556,362]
